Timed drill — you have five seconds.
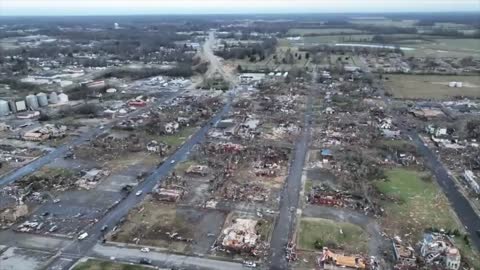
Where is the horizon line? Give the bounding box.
[1,10,480,18]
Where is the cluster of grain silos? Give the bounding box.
[0,91,69,116]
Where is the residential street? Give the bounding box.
[89,244,245,270]
[268,76,314,270]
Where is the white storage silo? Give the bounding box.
[0,100,10,116]
[58,92,69,104]
[26,94,39,110]
[36,92,48,107]
[49,92,58,104]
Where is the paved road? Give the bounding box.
[269,81,314,270]
[407,131,480,250]
[202,31,236,84]
[0,90,182,187]
[88,244,244,270]
[45,93,234,270]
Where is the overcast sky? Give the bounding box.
[1,0,479,16]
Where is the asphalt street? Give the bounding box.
[45,94,234,270]
[268,83,313,270]
[90,244,244,270]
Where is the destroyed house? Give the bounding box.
[186,165,209,176]
[321,149,333,160]
[153,188,183,202]
[392,241,417,267]
[222,218,258,251]
[421,233,461,270]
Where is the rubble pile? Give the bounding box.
[23,124,67,141]
[307,184,376,214]
[17,168,79,192]
[76,133,145,161]
[221,183,269,202]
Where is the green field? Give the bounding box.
[297,217,368,254]
[280,35,373,46]
[158,127,197,147]
[385,74,480,99]
[402,38,480,58]
[73,259,150,270]
[375,169,458,241]
[288,28,364,36]
[349,19,417,28]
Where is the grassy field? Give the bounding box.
[288,28,365,35]
[349,19,417,28]
[158,127,197,147]
[73,259,150,270]
[297,217,368,254]
[384,74,480,99]
[111,200,192,252]
[375,169,458,242]
[282,35,374,46]
[402,38,480,58]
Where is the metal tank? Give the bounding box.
[58,92,69,103]
[36,92,48,107]
[26,94,39,110]
[49,92,58,104]
[0,100,10,116]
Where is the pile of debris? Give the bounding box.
[185,165,209,177]
[146,140,170,156]
[253,161,281,177]
[420,232,461,270]
[221,183,268,202]
[317,247,369,269]
[23,124,67,141]
[307,184,376,215]
[77,133,144,160]
[75,169,110,190]
[286,242,298,262]
[219,218,262,255]
[17,168,78,192]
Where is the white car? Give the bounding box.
[136,190,143,196]
[78,232,88,240]
[243,261,256,268]
[170,160,176,164]
[141,247,150,253]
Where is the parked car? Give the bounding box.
[78,232,88,240]
[139,258,152,265]
[141,247,150,253]
[136,190,143,196]
[243,261,256,268]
